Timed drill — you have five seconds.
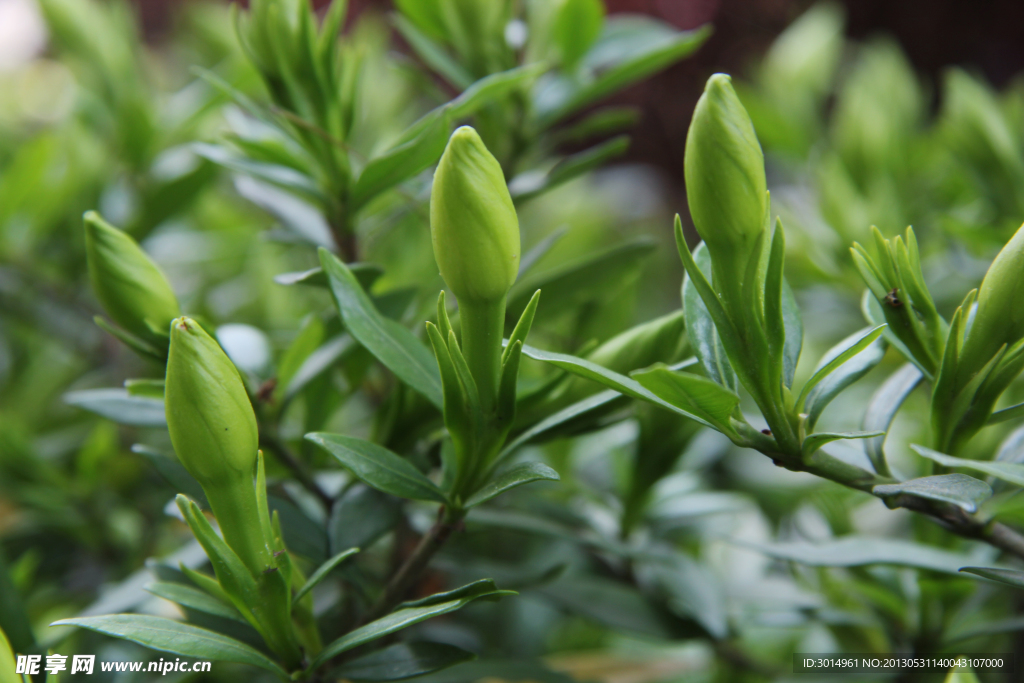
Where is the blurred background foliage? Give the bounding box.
[2,0,1024,681]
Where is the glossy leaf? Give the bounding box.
[392,14,473,90]
[959,566,1024,591]
[796,325,886,411]
[996,425,1024,463]
[802,430,884,457]
[804,328,887,430]
[912,445,1024,488]
[874,473,992,513]
[306,433,448,503]
[52,615,287,678]
[310,583,514,669]
[294,548,360,603]
[683,243,738,392]
[319,250,443,408]
[144,582,245,623]
[862,363,923,475]
[283,334,356,401]
[333,642,476,682]
[64,388,166,428]
[510,136,629,202]
[535,19,710,125]
[741,537,984,574]
[507,239,655,321]
[351,109,449,212]
[990,400,1024,424]
[194,142,322,204]
[519,344,714,428]
[234,176,334,248]
[633,365,740,435]
[464,462,560,508]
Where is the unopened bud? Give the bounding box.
[84,211,180,348]
[961,223,1024,373]
[430,126,520,304]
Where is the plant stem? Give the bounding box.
[362,506,464,623]
[259,434,333,509]
[458,298,506,415]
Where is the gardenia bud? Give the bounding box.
[166,317,258,487]
[684,74,768,306]
[84,211,180,347]
[960,223,1024,374]
[166,317,269,574]
[430,126,520,304]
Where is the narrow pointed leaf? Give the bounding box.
[632,365,740,435]
[739,537,986,574]
[51,615,287,678]
[310,586,514,669]
[912,445,1024,488]
[874,474,992,513]
[144,582,245,623]
[960,566,1024,591]
[804,329,887,430]
[862,363,923,475]
[802,430,884,457]
[465,462,560,508]
[519,344,713,428]
[683,243,738,392]
[320,250,443,408]
[333,642,475,682]
[499,390,623,460]
[293,548,360,603]
[64,388,166,427]
[306,433,448,503]
[796,325,886,411]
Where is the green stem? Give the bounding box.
[203,477,273,576]
[458,297,506,415]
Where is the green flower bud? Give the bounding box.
[166,316,269,574]
[684,74,768,307]
[84,211,180,348]
[960,223,1024,374]
[430,126,520,304]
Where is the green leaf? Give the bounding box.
[874,474,993,514]
[94,316,165,361]
[507,239,655,321]
[234,176,334,248]
[464,462,560,508]
[781,280,803,388]
[51,615,287,678]
[392,14,473,90]
[0,548,35,656]
[445,64,546,122]
[989,400,1024,424]
[683,243,738,392]
[333,642,476,682]
[310,583,513,670]
[739,537,986,574]
[499,389,623,460]
[519,344,714,429]
[351,109,449,212]
[632,365,740,435]
[283,334,356,401]
[193,142,322,204]
[646,554,728,640]
[306,433,448,503]
[912,445,1024,488]
[64,388,166,428]
[535,19,710,125]
[796,325,886,411]
[960,566,1024,591]
[319,250,443,408]
[802,430,885,457]
[804,328,887,430]
[536,575,687,639]
[329,485,402,555]
[996,425,1024,464]
[399,579,505,609]
[510,136,630,203]
[552,0,604,68]
[862,363,922,475]
[145,582,245,623]
[518,228,568,278]
[293,548,360,603]
[273,263,384,289]
[131,444,207,505]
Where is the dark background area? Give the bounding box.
[134,0,1024,188]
